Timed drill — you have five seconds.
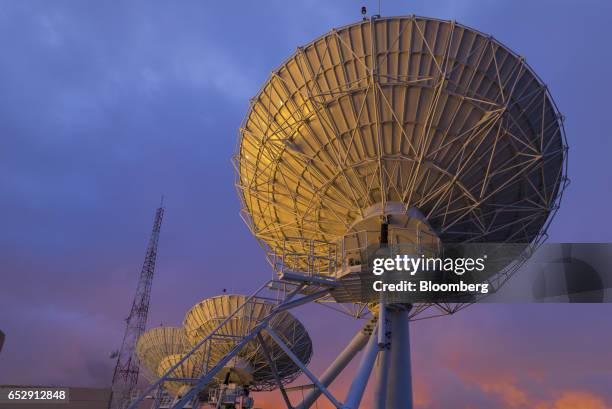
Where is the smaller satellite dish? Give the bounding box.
[184,294,313,391]
[157,353,205,397]
[136,326,206,397]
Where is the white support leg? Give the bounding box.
[297,323,371,409]
[385,307,413,409]
[343,324,379,409]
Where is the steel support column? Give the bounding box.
[385,306,413,409]
[343,323,379,409]
[296,322,372,409]
[373,303,390,409]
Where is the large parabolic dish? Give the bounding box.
[235,16,567,280]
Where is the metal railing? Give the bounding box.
[267,224,441,279]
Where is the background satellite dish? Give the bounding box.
[135,326,205,398]
[136,327,191,382]
[184,294,313,391]
[157,353,205,397]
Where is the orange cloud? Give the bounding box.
[480,380,529,407]
[478,378,611,409]
[536,390,609,409]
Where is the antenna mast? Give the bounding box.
[109,203,165,409]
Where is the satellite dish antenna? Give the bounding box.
[235,14,567,310]
[136,327,207,407]
[129,15,567,409]
[233,14,567,409]
[184,294,313,408]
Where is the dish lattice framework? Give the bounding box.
[234,16,568,316]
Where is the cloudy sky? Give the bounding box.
[1,1,612,408]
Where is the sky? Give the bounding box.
[1,0,612,408]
